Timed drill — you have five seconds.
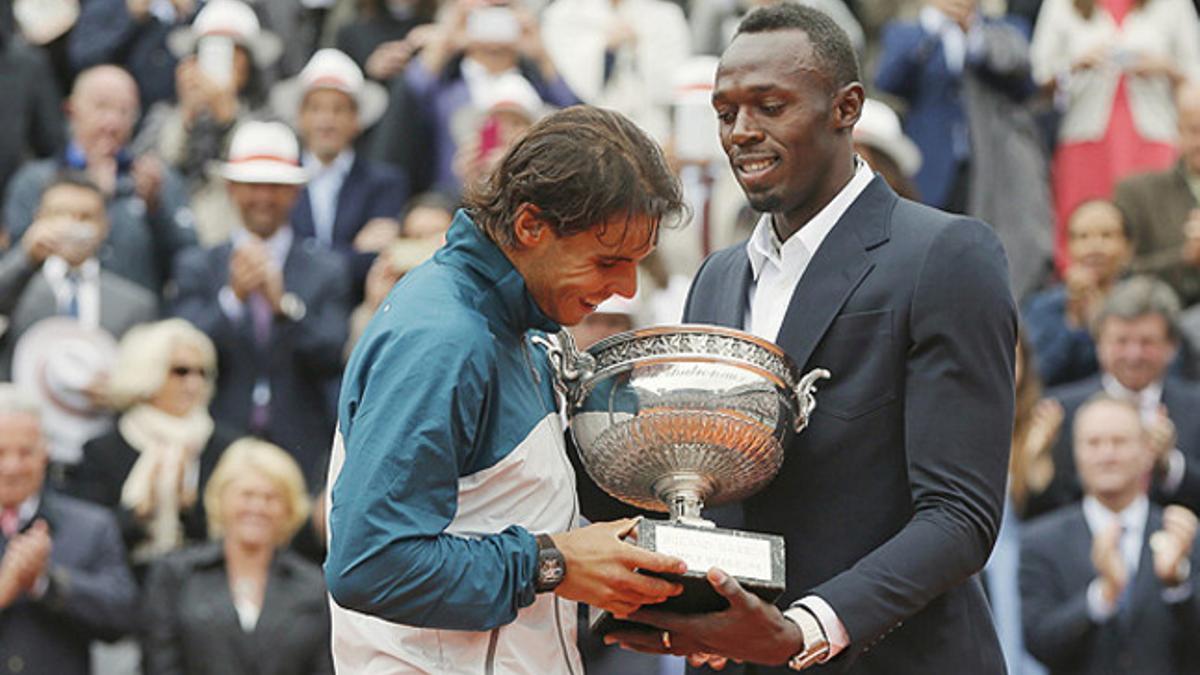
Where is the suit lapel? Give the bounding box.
[774,178,893,369]
[331,157,366,246]
[1123,507,1163,630]
[291,188,316,241]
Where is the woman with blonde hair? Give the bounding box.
[141,438,332,674]
[67,318,237,578]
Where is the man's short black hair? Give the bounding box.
[735,3,860,89]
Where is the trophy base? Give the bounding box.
[591,518,785,637]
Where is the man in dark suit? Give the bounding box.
[0,172,157,380]
[604,5,1016,673]
[0,383,139,675]
[1031,276,1200,520]
[171,120,351,486]
[286,48,409,293]
[1020,395,1200,674]
[1114,83,1200,307]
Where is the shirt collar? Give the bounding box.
[745,157,875,281]
[1101,374,1164,408]
[231,225,294,270]
[43,256,100,283]
[435,209,560,335]
[303,149,356,176]
[1083,494,1149,537]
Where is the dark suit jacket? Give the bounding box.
[0,247,159,380]
[65,424,238,574]
[1030,375,1200,519]
[170,237,351,485]
[1019,502,1200,674]
[580,178,1016,673]
[141,542,333,675]
[0,491,139,675]
[290,154,409,289]
[1115,162,1200,306]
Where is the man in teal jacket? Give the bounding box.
[326,106,690,673]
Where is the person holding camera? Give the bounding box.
[0,172,157,381]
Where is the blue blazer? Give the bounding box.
[291,155,409,288]
[170,238,351,485]
[576,178,1017,673]
[875,18,1034,209]
[1020,502,1200,674]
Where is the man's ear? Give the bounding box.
[512,203,548,249]
[832,82,865,132]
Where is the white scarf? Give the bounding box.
[118,404,214,561]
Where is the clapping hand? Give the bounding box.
[1151,505,1198,587]
[1091,521,1128,605]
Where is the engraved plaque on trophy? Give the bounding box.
[537,326,829,635]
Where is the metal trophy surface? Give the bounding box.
[537,325,829,634]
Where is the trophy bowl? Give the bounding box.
[538,325,830,632]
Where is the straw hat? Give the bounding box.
[218,120,310,185]
[12,318,117,464]
[269,48,389,129]
[853,98,922,177]
[168,0,283,68]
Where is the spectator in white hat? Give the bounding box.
[169,120,351,487]
[451,71,546,190]
[271,48,410,295]
[130,0,282,242]
[852,98,923,202]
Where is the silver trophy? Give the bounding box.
[537,325,829,633]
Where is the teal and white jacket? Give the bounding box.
[326,211,583,674]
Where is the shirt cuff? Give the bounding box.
[1086,578,1118,623]
[218,285,245,322]
[1162,580,1193,604]
[796,595,850,661]
[1162,449,1186,495]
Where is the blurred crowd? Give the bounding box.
[0,0,1198,672]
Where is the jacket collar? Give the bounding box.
[436,210,560,336]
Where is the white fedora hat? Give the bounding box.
[168,0,283,68]
[269,48,390,129]
[12,318,118,464]
[218,120,310,185]
[853,98,922,178]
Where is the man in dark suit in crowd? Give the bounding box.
[285,48,409,293]
[1031,276,1200,519]
[1020,395,1200,674]
[0,172,157,380]
[0,383,139,675]
[602,5,1016,672]
[171,120,351,486]
[1115,83,1200,307]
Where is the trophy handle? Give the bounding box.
[793,368,831,432]
[530,331,595,409]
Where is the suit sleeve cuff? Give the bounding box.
[796,595,850,660]
[218,285,245,322]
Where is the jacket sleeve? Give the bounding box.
[1018,524,1095,669]
[875,23,931,101]
[141,556,187,675]
[325,324,540,630]
[813,219,1016,650]
[40,506,140,641]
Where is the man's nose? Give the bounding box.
[610,264,638,300]
[730,111,764,145]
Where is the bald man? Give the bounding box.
[1116,84,1200,307]
[2,65,197,296]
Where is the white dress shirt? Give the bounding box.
[42,256,100,329]
[1082,494,1149,621]
[743,158,875,344]
[303,150,355,246]
[743,159,875,661]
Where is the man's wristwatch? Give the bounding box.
[534,534,566,593]
[782,605,831,671]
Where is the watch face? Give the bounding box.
[539,556,565,585]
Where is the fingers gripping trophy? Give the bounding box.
[537,325,830,634]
